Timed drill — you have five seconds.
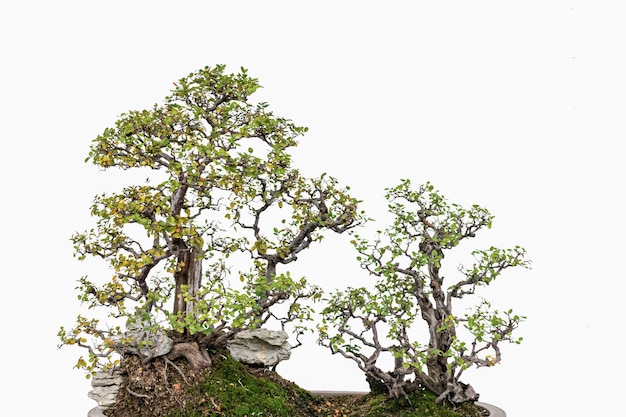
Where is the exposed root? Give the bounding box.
[166,342,212,370]
[435,381,479,405]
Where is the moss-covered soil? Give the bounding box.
[106,352,486,417]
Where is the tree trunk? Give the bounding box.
[173,247,203,323]
[186,249,203,316]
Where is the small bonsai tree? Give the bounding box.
[58,65,363,375]
[318,180,529,405]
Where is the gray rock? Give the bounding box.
[87,407,106,417]
[90,372,125,387]
[227,329,291,367]
[88,319,171,413]
[110,319,173,359]
[88,371,125,410]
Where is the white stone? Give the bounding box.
[227,329,291,367]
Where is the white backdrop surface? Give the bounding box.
[1,2,623,416]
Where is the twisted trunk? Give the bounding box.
[417,235,477,404]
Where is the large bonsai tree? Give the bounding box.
[58,65,363,374]
[318,180,529,405]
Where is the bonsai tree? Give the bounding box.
[318,180,529,405]
[58,65,363,375]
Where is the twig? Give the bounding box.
[164,356,188,384]
[162,358,169,384]
[126,385,150,399]
[209,397,226,415]
[161,359,184,407]
[238,378,251,392]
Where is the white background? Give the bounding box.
[1,1,624,416]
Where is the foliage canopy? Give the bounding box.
[59,65,364,373]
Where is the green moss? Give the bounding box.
[202,357,288,416]
[161,353,481,417]
[165,353,318,417]
[112,351,483,417]
[364,390,482,417]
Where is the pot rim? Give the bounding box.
[309,392,506,417]
[88,393,506,417]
